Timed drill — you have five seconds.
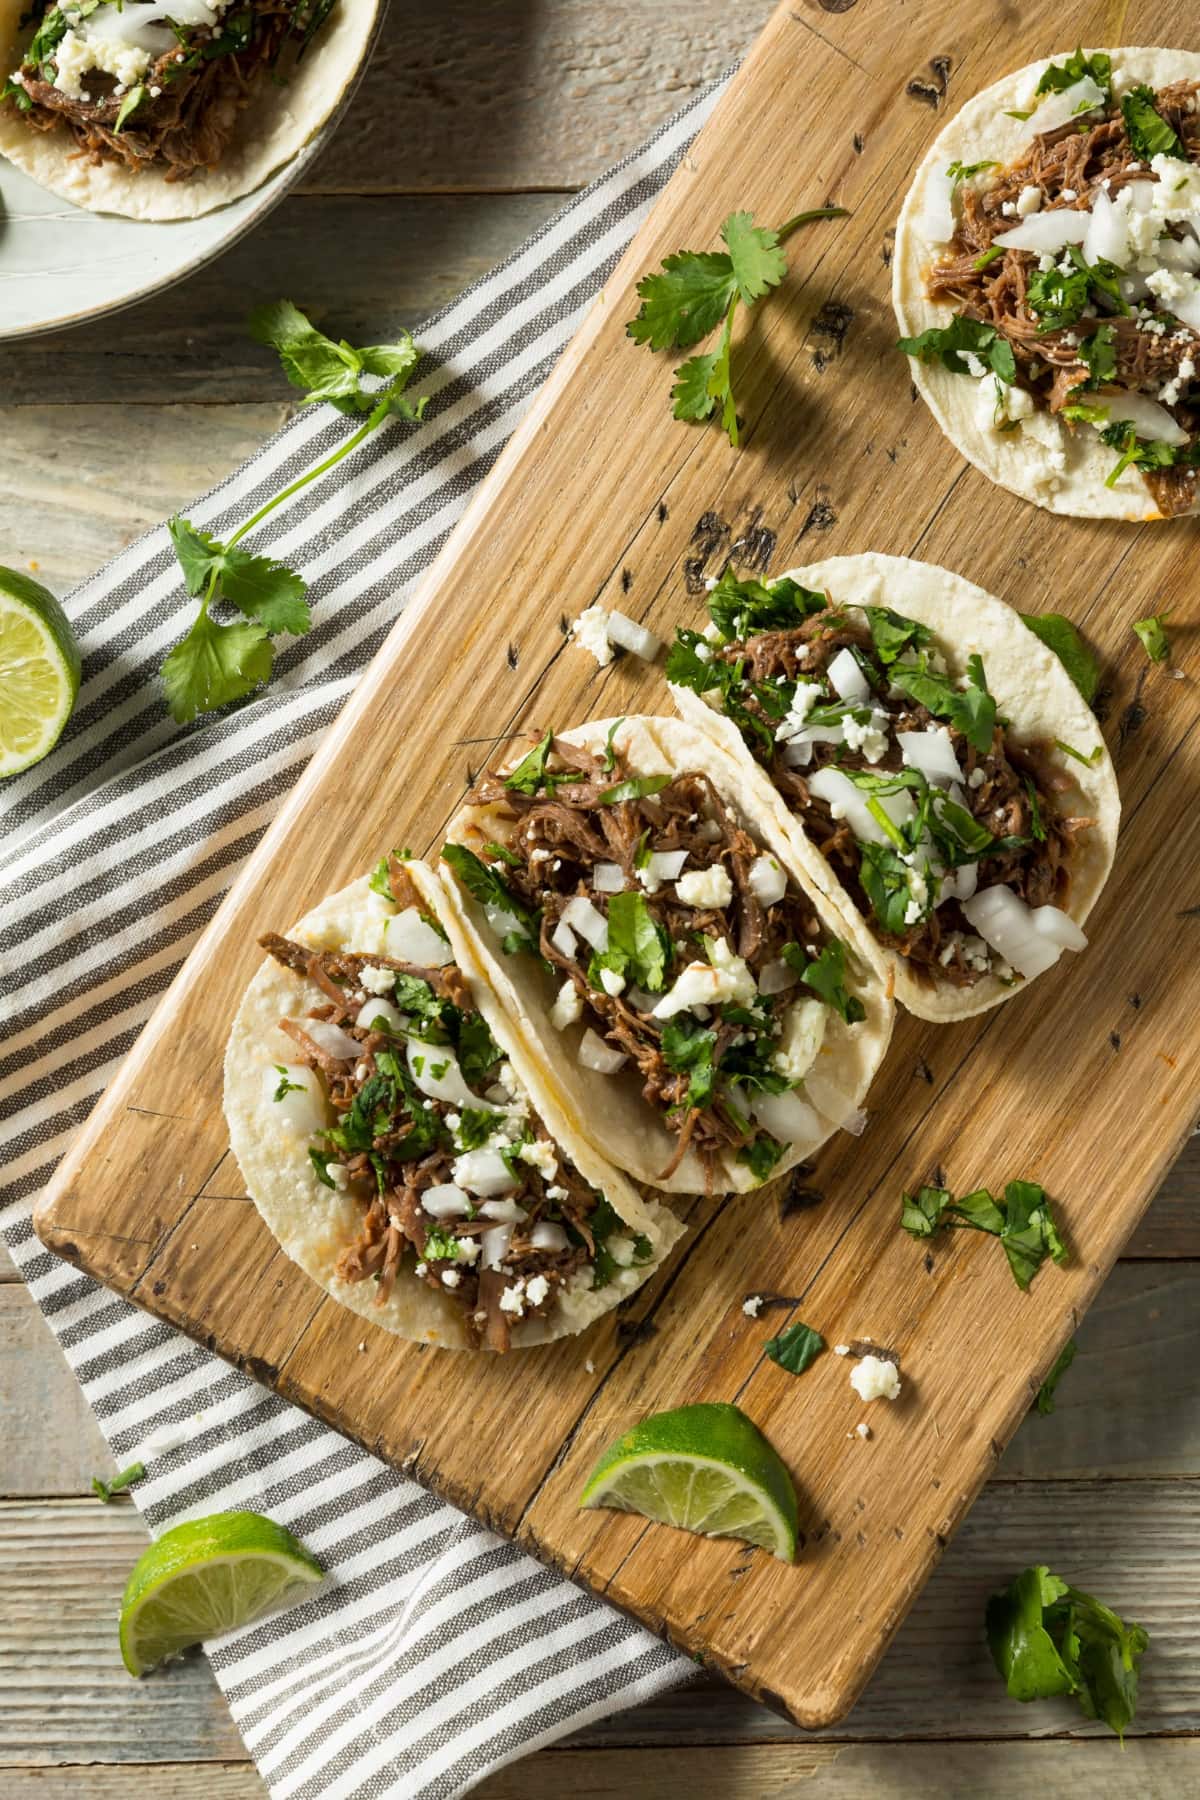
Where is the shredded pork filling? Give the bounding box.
[925,77,1200,515]
[710,604,1093,986]
[465,736,850,1187]
[260,924,614,1353]
[5,0,317,179]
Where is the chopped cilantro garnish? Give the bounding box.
[763,1319,825,1375]
[707,567,826,640]
[861,605,932,667]
[660,1015,718,1109]
[987,1566,1147,1738]
[441,843,542,957]
[1121,84,1184,160]
[947,158,997,186]
[1034,1339,1077,1415]
[1034,47,1112,100]
[781,938,865,1025]
[606,889,670,993]
[1020,612,1100,705]
[1101,424,1200,488]
[738,1133,786,1182]
[422,1229,461,1263]
[456,1107,500,1150]
[897,316,1017,385]
[1132,610,1172,664]
[504,729,557,796]
[272,1066,305,1102]
[309,1147,337,1189]
[602,716,626,773]
[598,773,672,805]
[901,1179,1067,1290]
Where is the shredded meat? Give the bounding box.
[923,78,1200,516]
[6,0,312,181]
[259,933,607,1351]
[463,736,848,1191]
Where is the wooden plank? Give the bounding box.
[29,0,1200,1732]
[0,195,562,407]
[0,407,288,592]
[3,1482,1196,1766]
[303,1,772,197]
[6,1259,1198,1501]
[0,1502,244,1767]
[5,1773,264,1800]
[1128,1135,1200,1258]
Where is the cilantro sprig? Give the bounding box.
[1132,610,1172,664]
[901,1179,1067,1290]
[160,302,428,723]
[628,206,848,446]
[1121,84,1183,161]
[987,1566,1147,1738]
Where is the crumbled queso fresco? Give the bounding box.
[849,1354,902,1402]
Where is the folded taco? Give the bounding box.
[895,47,1200,519]
[224,860,683,1353]
[667,555,1119,1023]
[0,0,376,219]
[438,715,892,1197]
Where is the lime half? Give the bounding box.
[0,565,81,778]
[580,1402,798,1562]
[119,1511,323,1676]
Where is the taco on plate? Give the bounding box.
[667,555,1120,1023]
[224,860,683,1353]
[895,47,1200,519]
[0,0,376,218]
[439,715,893,1197]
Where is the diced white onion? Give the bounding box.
[356,997,406,1034]
[422,1183,474,1219]
[451,1149,517,1197]
[480,1224,513,1269]
[578,1028,627,1073]
[1126,179,1158,215]
[593,862,625,892]
[607,611,663,662]
[747,855,788,907]
[484,901,526,940]
[646,849,689,883]
[941,859,979,904]
[807,766,912,846]
[479,1198,528,1224]
[1083,184,1129,270]
[551,916,577,957]
[301,1018,361,1062]
[898,728,962,787]
[750,1088,824,1147]
[530,1221,570,1253]
[1095,390,1190,447]
[827,646,871,704]
[916,163,956,244]
[1031,906,1089,951]
[1160,277,1200,335]
[759,957,799,996]
[406,1041,495,1109]
[994,209,1090,254]
[804,1069,868,1136]
[262,1063,327,1136]
[384,907,454,968]
[88,0,214,52]
[1032,74,1106,133]
[563,895,609,952]
[781,737,814,767]
[962,887,1060,980]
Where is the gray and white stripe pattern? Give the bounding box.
[0,79,726,1798]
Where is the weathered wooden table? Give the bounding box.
[2,5,1197,1794]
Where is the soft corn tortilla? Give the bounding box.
[671,553,1120,1023]
[224,862,683,1352]
[0,0,378,219]
[894,47,1200,520]
[439,714,893,1197]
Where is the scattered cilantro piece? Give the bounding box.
[92,1461,146,1504]
[947,158,997,186]
[456,1010,502,1086]
[1132,610,1172,664]
[504,729,556,796]
[1026,260,1091,335]
[1055,738,1103,768]
[309,1147,337,1189]
[897,316,1017,385]
[707,568,826,639]
[598,773,671,805]
[782,938,865,1025]
[1024,777,1046,843]
[628,206,848,446]
[1020,613,1100,705]
[422,1229,461,1263]
[368,848,405,900]
[607,889,669,993]
[858,840,915,935]
[160,302,428,722]
[738,1133,786,1182]
[456,1107,500,1150]
[900,1179,1065,1289]
[900,1185,950,1237]
[660,1015,717,1109]
[889,654,996,753]
[764,1320,825,1375]
[113,85,145,133]
[1035,48,1112,100]
[272,1065,305,1102]
[441,844,541,956]
[862,605,931,666]
[987,1566,1147,1738]
[484,841,522,867]
[1101,425,1200,488]
[974,245,1006,271]
[1035,1339,1077,1415]
[1077,323,1117,388]
[1121,84,1184,160]
[602,716,626,773]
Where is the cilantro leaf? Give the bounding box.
[738,1133,786,1181]
[660,1015,717,1109]
[1001,1179,1067,1290]
[708,568,827,640]
[1035,48,1112,99]
[1101,425,1200,487]
[505,729,555,796]
[456,1010,502,1086]
[1026,261,1091,335]
[900,1185,951,1237]
[1021,612,1101,704]
[987,1566,1148,1738]
[947,158,998,186]
[598,774,671,805]
[358,339,421,380]
[721,210,789,304]
[368,848,404,901]
[897,316,1016,384]
[862,605,931,667]
[272,1066,305,1102]
[1121,84,1184,160]
[1035,1338,1077,1415]
[763,1319,825,1375]
[673,295,739,444]
[248,302,422,417]
[602,716,626,773]
[1077,322,1117,389]
[456,1107,501,1150]
[1133,611,1172,663]
[889,655,996,753]
[783,938,865,1025]
[309,1147,336,1189]
[607,889,669,992]
[113,85,145,133]
[858,840,914,935]
[217,548,310,635]
[160,609,273,725]
[628,251,738,352]
[441,844,541,954]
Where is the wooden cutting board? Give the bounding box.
[35,0,1200,1729]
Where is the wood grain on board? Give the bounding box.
[31,0,1200,1731]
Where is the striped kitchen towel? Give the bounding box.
[0,78,731,1799]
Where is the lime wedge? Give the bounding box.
[579,1401,798,1562]
[0,565,81,778]
[119,1511,323,1676]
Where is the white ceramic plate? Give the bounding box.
[0,6,383,341]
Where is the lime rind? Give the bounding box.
[0,565,81,778]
